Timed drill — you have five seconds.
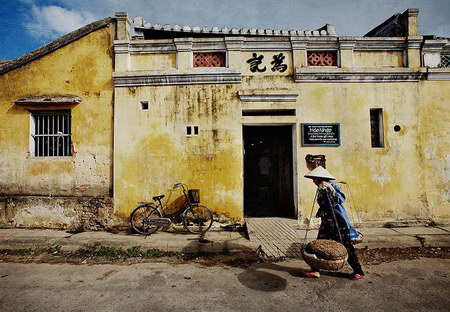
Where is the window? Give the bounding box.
[370,109,384,148]
[307,51,337,66]
[140,101,149,110]
[193,52,226,67]
[186,126,199,136]
[439,55,450,68]
[31,110,71,157]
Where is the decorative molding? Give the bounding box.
[174,38,193,52]
[224,37,244,51]
[422,39,448,52]
[407,36,423,49]
[14,95,82,105]
[241,39,293,51]
[114,40,176,54]
[238,92,298,102]
[427,71,450,81]
[113,69,241,86]
[294,70,424,82]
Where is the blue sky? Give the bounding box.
[1,0,449,60]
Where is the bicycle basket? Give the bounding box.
[188,189,200,203]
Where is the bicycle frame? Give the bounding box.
[153,183,194,219]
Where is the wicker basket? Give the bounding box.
[188,189,200,203]
[302,239,348,271]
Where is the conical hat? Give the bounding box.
[304,166,335,180]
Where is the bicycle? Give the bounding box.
[130,182,213,235]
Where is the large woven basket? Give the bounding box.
[302,239,348,271]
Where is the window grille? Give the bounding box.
[370,108,384,148]
[307,51,337,66]
[439,55,450,68]
[31,110,71,157]
[193,52,226,67]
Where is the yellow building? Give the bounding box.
[0,9,449,229]
[0,18,116,229]
[112,8,450,226]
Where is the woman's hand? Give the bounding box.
[321,182,336,195]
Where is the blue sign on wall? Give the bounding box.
[301,123,341,146]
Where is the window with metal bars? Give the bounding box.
[370,108,384,148]
[31,110,72,157]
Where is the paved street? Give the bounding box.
[0,257,449,312]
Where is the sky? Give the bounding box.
[0,0,449,60]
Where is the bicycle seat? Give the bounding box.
[153,195,165,202]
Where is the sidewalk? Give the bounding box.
[0,224,449,256]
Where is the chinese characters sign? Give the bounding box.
[244,52,291,75]
[301,123,341,146]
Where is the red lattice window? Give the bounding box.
[193,52,226,67]
[307,51,337,66]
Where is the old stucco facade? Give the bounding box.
[0,19,116,229]
[112,9,450,226]
[0,8,449,229]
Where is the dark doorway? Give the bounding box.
[243,126,295,218]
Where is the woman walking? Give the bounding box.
[303,166,364,280]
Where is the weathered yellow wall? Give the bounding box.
[130,53,176,70]
[237,75,428,224]
[418,81,450,221]
[114,84,243,221]
[0,25,114,198]
[353,51,404,67]
[114,42,449,225]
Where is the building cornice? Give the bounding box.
[237,92,298,102]
[113,69,241,86]
[294,68,424,82]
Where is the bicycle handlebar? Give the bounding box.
[173,182,184,189]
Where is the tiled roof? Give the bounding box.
[133,16,336,37]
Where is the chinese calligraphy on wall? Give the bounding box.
[246,52,289,73]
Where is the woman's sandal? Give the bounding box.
[349,273,364,281]
[303,271,321,278]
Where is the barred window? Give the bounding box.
[31,110,71,157]
[370,108,384,148]
[193,52,226,67]
[307,51,338,66]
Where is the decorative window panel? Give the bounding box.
[31,110,72,157]
[193,52,226,67]
[439,55,450,68]
[307,51,337,66]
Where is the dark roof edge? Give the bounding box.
[0,17,112,76]
[365,13,402,37]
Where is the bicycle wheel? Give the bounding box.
[130,204,162,235]
[183,204,213,234]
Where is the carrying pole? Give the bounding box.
[304,187,319,242]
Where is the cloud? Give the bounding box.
[25,5,98,39]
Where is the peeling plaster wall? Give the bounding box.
[418,80,450,222]
[0,25,115,228]
[353,51,404,67]
[113,46,444,225]
[113,84,243,222]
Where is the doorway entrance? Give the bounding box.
[243,125,295,218]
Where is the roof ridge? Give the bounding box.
[133,16,335,37]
